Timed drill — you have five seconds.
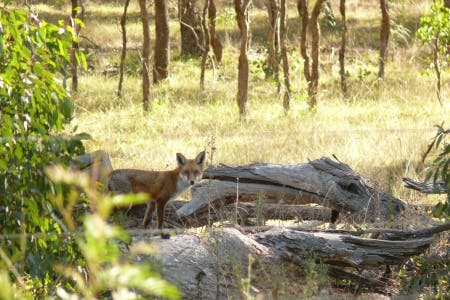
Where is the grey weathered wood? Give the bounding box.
[129,225,440,297]
[200,157,405,222]
[72,150,113,185]
[176,202,332,227]
[254,227,434,267]
[402,177,448,194]
[176,180,323,221]
[131,227,268,299]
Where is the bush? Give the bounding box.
[0,6,87,295]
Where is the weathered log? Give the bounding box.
[127,200,332,228]
[402,177,447,194]
[176,202,333,227]
[72,150,113,185]
[129,225,439,298]
[254,227,433,267]
[198,157,405,222]
[176,180,323,221]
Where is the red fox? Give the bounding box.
[107,151,206,239]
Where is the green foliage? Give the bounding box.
[399,254,450,299]
[301,257,329,298]
[46,167,180,299]
[416,0,450,53]
[0,6,88,295]
[425,123,450,218]
[416,0,450,100]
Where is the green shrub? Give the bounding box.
[0,6,87,295]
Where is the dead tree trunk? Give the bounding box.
[339,0,348,96]
[117,0,131,97]
[234,0,251,121]
[378,0,390,80]
[280,0,291,113]
[138,0,151,111]
[177,157,405,223]
[153,0,170,83]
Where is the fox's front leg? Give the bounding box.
[156,199,170,239]
[142,200,156,228]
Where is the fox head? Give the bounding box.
[176,151,206,186]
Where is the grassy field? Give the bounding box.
[32,0,449,205]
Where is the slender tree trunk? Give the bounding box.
[433,33,442,104]
[339,0,347,96]
[118,0,131,97]
[154,0,170,83]
[179,0,203,58]
[234,0,251,121]
[209,0,222,63]
[265,0,280,90]
[378,0,390,80]
[200,0,211,90]
[309,0,325,109]
[280,0,291,113]
[298,0,311,83]
[138,0,151,111]
[70,0,83,92]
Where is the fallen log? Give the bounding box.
[72,150,113,185]
[253,227,434,267]
[176,202,333,227]
[129,224,442,298]
[178,157,405,223]
[402,177,448,194]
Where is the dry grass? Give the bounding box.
[30,0,449,204]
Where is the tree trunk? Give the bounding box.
[117,0,130,97]
[298,0,311,84]
[138,0,151,111]
[339,0,347,96]
[234,0,251,121]
[280,0,291,113]
[378,0,390,80]
[179,0,203,58]
[153,0,170,83]
[309,0,325,109]
[264,0,280,88]
[70,0,83,93]
[433,33,442,103]
[200,0,211,90]
[208,0,223,63]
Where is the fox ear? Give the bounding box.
[195,151,206,166]
[176,153,186,167]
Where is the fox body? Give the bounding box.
[107,151,206,238]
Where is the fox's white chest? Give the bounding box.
[171,177,192,199]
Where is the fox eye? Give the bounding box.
[183,171,190,176]
[194,170,200,177]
